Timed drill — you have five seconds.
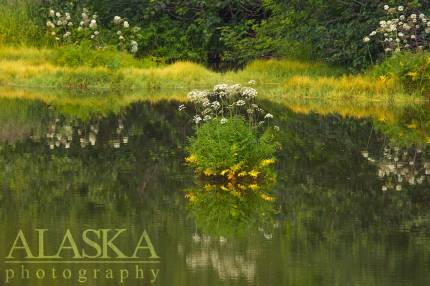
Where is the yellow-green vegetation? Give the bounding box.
[0,46,424,102]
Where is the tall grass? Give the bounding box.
[0,45,422,102]
[0,0,49,47]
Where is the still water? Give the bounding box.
[0,95,429,285]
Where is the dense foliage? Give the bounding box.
[2,0,421,71]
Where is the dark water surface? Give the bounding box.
[0,97,430,285]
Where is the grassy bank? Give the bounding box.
[0,46,423,102]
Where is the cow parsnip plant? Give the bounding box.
[181,83,279,182]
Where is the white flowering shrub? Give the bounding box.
[44,3,141,55]
[364,4,430,53]
[181,83,274,128]
[112,16,141,54]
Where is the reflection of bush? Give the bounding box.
[185,180,277,237]
[364,144,430,191]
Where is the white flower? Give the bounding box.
[274,125,280,131]
[363,36,370,43]
[80,21,85,26]
[220,118,228,124]
[384,5,389,10]
[65,13,71,21]
[411,14,417,19]
[113,16,121,24]
[94,31,99,35]
[178,104,186,111]
[193,115,202,124]
[46,21,55,28]
[49,9,55,17]
[51,31,56,36]
[242,87,257,98]
[90,34,95,39]
[420,13,426,19]
[82,13,88,20]
[55,37,60,41]
[236,100,246,106]
[119,35,125,41]
[57,20,62,26]
[264,113,274,119]
[411,35,416,39]
[117,31,122,35]
[211,101,220,110]
[398,32,404,37]
[248,80,256,85]
[124,21,130,28]
[203,115,211,121]
[131,45,138,53]
[213,83,228,92]
[68,22,73,27]
[400,15,405,20]
[398,6,404,12]
[77,26,83,31]
[89,19,97,29]
[56,12,61,17]
[370,31,377,36]
[379,20,387,27]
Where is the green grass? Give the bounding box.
[0,0,50,47]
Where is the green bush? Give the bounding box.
[372,52,430,95]
[50,43,157,69]
[186,117,276,179]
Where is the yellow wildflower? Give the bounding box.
[220,169,230,176]
[260,194,274,202]
[203,168,216,176]
[407,71,418,80]
[221,185,229,192]
[249,184,259,191]
[185,193,197,202]
[248,170,260,178]
[406,123,417,129]
[238,171,247,177]
[185,155,198,164]
[379,75,387,82]
[230,163,242,173]
[260,158,275,167]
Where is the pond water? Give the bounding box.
[0,95,430,286]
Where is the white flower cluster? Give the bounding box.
[46,7,99,43]
[112,16,140,54]
[365,4,430,53]
[363,145,430,191]
[181,83,275,128]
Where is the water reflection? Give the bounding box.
[364,144,430,191]
[0,97,430,285]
